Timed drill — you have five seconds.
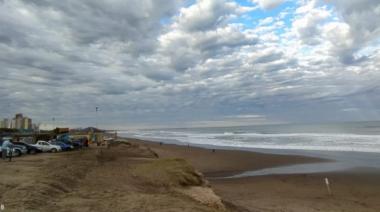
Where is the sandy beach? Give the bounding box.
[136,139,380,212]
[1,138,380,212]
[132,139,326,177]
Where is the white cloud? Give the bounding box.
[258,17,274,26]
[176,0,239,32]
[251,0,284,10]
[292,1,331,45]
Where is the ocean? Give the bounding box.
[119,121,380,175]
[120,121,380,153]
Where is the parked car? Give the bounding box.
[57,138,83,149]
[49,141,74,151]
[0,147,22,157]
[0,140,25,157]
[12,144,28,155]
[56,134,82,149]
[12,141,42,154]
[71,139,84,149]
[32,141,62,153]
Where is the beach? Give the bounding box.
[1,138,380,212]
[136,139,380,212]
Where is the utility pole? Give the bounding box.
[95,107,99,129]
[95,106,99,146]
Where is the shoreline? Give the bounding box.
[128,137,380,175]
[128,138,329,178]
[131,137,380,211]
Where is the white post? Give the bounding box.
[325,177,332,195]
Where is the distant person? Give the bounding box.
[2,140,13,160]
[84,138,89,147]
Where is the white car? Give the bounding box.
[32,141,62,153]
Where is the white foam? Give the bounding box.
[120,130,380,153]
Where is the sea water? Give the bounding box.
[119,121,380,176]
[121,121,380,153]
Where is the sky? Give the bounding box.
[1,0,380,129]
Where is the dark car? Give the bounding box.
[59,139,83,149]
[50,141,74,151]
[12,141,42,154]
[72,139,84,148]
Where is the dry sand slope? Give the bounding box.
[0,141,227,212]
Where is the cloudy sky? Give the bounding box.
[1,0,380,129]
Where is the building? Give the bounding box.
[10,119,16,129]
[0,119,10,128]
[22,117,32,130]
[7,113,33,130]
[54,128,69,134]
[15,113,23,129]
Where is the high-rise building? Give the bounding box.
[10,119,16,129]
[5,114,34,130]
[22,117,32,130]
[15,113,23,129]
[0,119,9,128]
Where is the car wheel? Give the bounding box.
[51,148,57,153]
[15,149,22,156]
[30,149,36,154]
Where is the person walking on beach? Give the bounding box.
[1,139,13,161]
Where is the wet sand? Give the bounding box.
[135,138,380,212]
[132,139,327,177]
